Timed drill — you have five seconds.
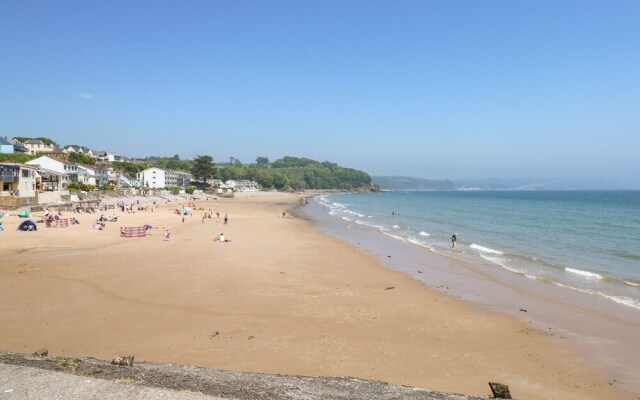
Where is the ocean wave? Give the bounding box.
[355,220,385,229]
[551,282,640,310]
[341,216,353,222]
[565,267,603,279]
[342,209,363,216]
[607,295,640,309]
[418,231,431,237]
[380,230,406,242]
[393,224,400,229]
[407,237,431,250]
[480,254,525,274]
[624,280,640,288]
[470,243,504,255]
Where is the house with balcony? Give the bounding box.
[25,156,78,189]
[0,163,38,198]
[94,165,118,186]
[14,141,28,153]
[165,170,193,188]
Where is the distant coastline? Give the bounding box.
[373,176,640,191]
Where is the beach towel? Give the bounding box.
[124,226,146,238]
[19,210,30,218]
[54,218,69,228]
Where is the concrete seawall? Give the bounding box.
[0,350,491,399]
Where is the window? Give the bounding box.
[22,170,30,177]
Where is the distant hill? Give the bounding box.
[372,176,457,190]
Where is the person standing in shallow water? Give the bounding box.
[451,233,457,248]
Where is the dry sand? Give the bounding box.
[0,193,632,399]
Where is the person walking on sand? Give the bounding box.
[224,214,228,225]
[452,233,457,249]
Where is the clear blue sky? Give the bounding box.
[1,1,639,187]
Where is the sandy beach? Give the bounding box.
[0,193,632,399]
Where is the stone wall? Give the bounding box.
[0,195,37,209]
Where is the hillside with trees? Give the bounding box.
[111,155,371,191]
[205,156,371,191]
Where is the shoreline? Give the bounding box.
[300,193,640,395]
[0,192,634,399]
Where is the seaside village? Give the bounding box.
[0,136,259,232]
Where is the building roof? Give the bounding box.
[0,137,13,146]
[0,162,38,169]
[24,139,45,145]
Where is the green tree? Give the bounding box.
[68,152,96,165]
[255,156,270,166]
[192,155,216,181]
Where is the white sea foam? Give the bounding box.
[470,243,504,255]
[341,216,353,222]
[355,220,383,229]
[565,267,603,279]
[551,282,640,310]
[624,281,640,288]
[480,255,525,274]
[393,224,400,229]
[407,237,427,248]
[380,230,406,242]
[418,231,430,237]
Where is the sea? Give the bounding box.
[313,190,640,311]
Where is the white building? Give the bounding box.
[235,180,259,191]
[137,168,192,188]
[165,170,192,187]
[137,167,166,188]
[118,174,139,187]
[65,145,95,157]
[0,163,38,198]
[20,139,56,155]
[25,156,78,189]
[94,165,118,186]
[94,150,116,162]
[76,165,98,186]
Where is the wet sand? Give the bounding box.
[301,197,640,396]
[0,193,633,399]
